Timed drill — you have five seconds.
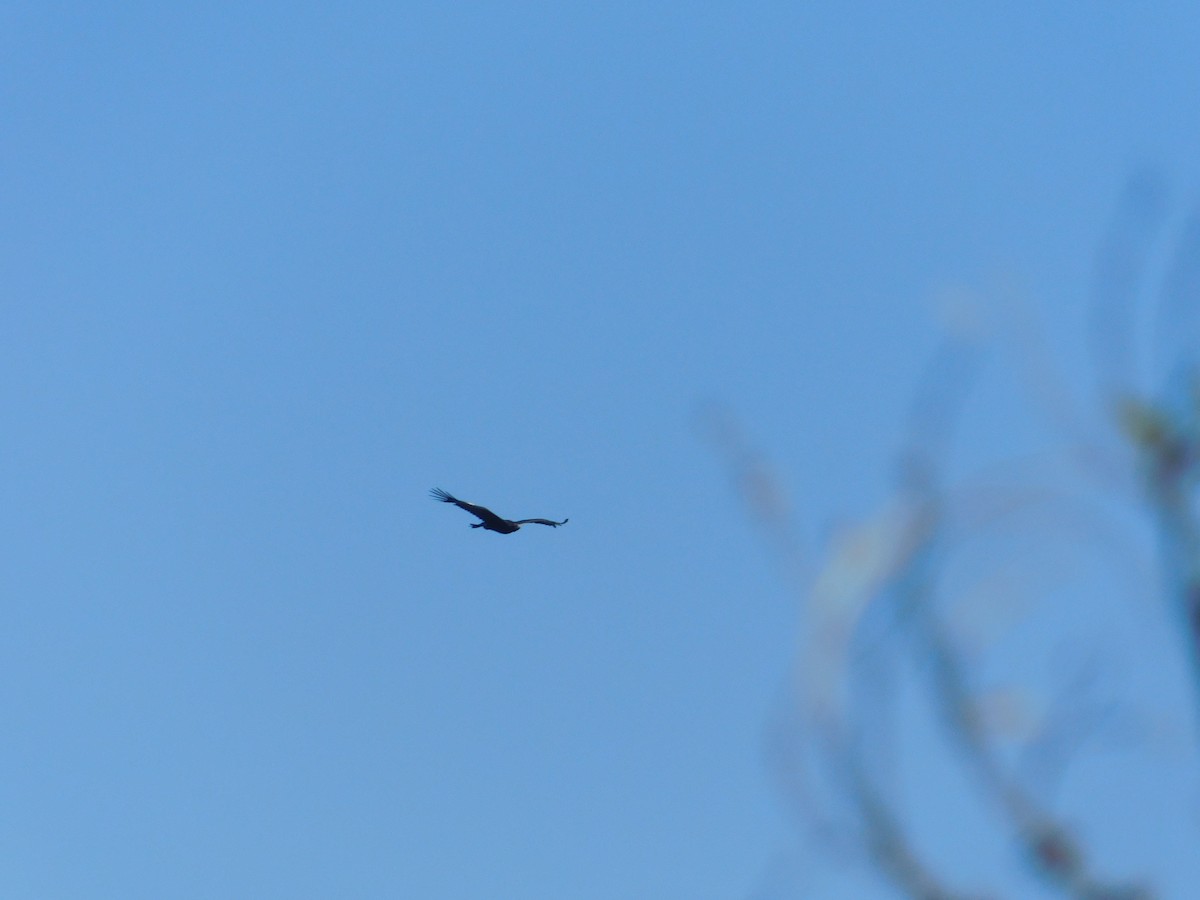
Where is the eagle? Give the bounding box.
[430,488,568,534]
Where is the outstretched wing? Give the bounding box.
[512,517,569,528]
[429,488,509,528]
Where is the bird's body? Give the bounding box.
[430,488,568,534]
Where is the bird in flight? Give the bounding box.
[430,488,568,534]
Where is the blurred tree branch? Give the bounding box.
[707,177,1200,898]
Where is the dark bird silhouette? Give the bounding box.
[430,488,568,534]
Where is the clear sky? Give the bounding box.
[4,4,1200,898]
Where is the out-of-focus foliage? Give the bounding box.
[716,179,1200,899]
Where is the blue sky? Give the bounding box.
[4,4,1200,898]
